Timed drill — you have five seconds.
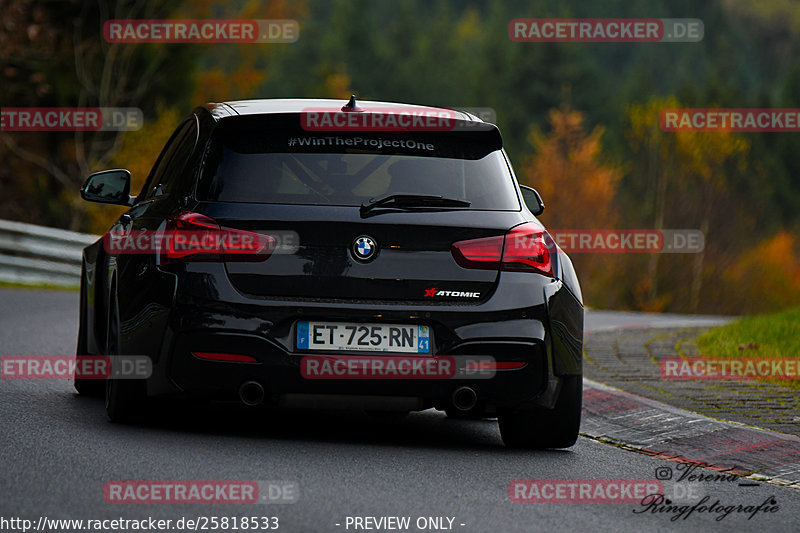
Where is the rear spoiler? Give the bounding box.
[213,112,503,152]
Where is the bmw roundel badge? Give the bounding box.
[352,235,378,261]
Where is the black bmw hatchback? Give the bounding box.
[76,98,584,449]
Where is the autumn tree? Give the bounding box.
[523,107,621,229]
[626,96,750,312]
[719,231,800,313]
[186,0,309,102]
[0,0,195,230]
[627,96,680,307]
[520,107,623,307]
[672,122,749,311]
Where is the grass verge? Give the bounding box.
[696,306,800,390]
[0,280,79,291]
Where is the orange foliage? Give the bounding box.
[181,0,310,102]
[632,277,672,312]
[721,230,800,312]
[519,107,624,308]
[322,72,354,99]
[522,108,621,229]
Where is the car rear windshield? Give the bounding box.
[197,123,520,210]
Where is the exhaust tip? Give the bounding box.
[451,386,478,411]
[239,381,265,406]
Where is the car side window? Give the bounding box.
[138,118,198,201]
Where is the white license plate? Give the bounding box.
[296,322,430,353]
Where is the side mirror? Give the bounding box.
[520,185,545,216]
[80,169,133,206]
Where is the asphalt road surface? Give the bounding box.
[1,288,796,533]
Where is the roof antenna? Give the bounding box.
[341,94,363,112]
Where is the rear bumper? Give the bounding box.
[166,330,549,411]
[143,269,583,411]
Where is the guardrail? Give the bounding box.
[0,219,98,287]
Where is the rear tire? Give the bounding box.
[103,292,146,423]
[75,277,104,397]
[498,375,582,449]
[105,377,146,423]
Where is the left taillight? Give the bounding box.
[451,223,555,277]
[162,211,275,263]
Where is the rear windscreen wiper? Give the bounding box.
[360,193,471,216]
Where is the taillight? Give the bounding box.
[450,234,504,270]
[464,361,527,370]
[502,223,554,276]
[162,211,275,263]
[451,223,555,277]
[192,352,258,363]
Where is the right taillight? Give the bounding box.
[451,223,555,277]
